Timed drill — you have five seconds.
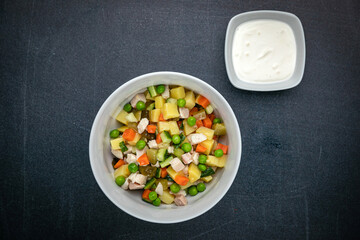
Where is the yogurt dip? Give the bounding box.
[232,20,296,83]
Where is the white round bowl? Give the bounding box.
[89,72,242,223]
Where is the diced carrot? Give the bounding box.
[203,117,212,129]
[137,153,149,166]
[196,144,207,153]
[122,128,136,141]
[208,113,215,122]
[156,133,162,144]
[142,189,151,200]
[114,159,125,169]
[197,95,210,108]
[147,125,157,133]
[215,143,228,155]
[161,168,167,178]
[189,107,198,115]
[175,175,189,186]
[159,113,165,121]
[196,119,203,128]
[177,121,182,128]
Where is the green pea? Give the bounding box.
[128,163,138,173]
[170,183,180,193]
[136,101,145,110]
[181,143,192,153]
[188,186,198,196]
[156,85,165,94]
[110,129,120,138]
[198,164,207,172]
[213,118,222,124]
[172,134,181,144]
[187,116,196,127]
[152,197,161,206]
[149,191,158,201]
[214,149,224,157]
[123,103,132,112]
[197,183,206,192]
[198,154,207,164]
[115,176,125,186]
[177,99,186,108]
[136,140,146,150]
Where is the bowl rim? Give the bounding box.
[224,10,306,91]
[89,71,242,223]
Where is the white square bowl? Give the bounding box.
[225,10,306,91]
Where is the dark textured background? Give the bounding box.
[1,0,360,239]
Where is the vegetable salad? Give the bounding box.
[109,85,228,207]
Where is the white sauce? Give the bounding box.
[232,20,296,83]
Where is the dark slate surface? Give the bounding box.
[1,0,359,239]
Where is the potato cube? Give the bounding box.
[212,123,227,136]
[150,109,161,122]
[145,91,155,101]
[167,166,184,181]
[206,155,227,168]
[115,110,129,125]
[127,133,141,146]
[180,181,193,190]
[183,121,196,136]
[201,175,213,183]
[125,112,138,122]
[135,111,142,121]
[196,127,215,140]
[114,164,130,178]
[117,126,129,132]
[162,103,179,120]
[159,190,174,204]
[155,96,165,109]
[201,139,214,155]
[184,91,196,109]
[188,163,201,183]
[110,137,124,150]
[157,121,170,132]
[170,86,186,99]
[168,121,180,135]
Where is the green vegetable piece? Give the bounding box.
[187,116,196,127]
[172,134,181,144]
[156,149,167,162]
[115,176,125,186]
[139,166,157,178]
[119,141,128,153]
[128,163,138,173]
[213,118,222,124]
[136,140,146,150]
[156,85,165,94]
[177,99,186,108]
[146,149,158,165]
[144,178,156,190]
[110,129,120,138]
[155,168,161,178]
[142,197,152,204]
[148,86,158,97]
[136,101,146,110]
[166,98,177,104]
[173,148,185,158]
[155,179,169,190]
[214,149,224,157]
[160,131,172,143]
[151,183,157,190]
[123,103,132,112]
[198,164,207,172]
[197,183,206,192]
[200,167,215,178]
[198,154,207,164]
[152,197,161,206]
[181,143,192,153]
[146,102,155,111]
[170,183,180,193]
[160,156,173,168]
[188,186,198,196]
[149,191,158,201]
[165,175,174,182]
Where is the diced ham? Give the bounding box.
[167,146,174,154]
[174,194,188,206]
[128,173,147,185]
[137,118,149,134]
[126,154,137,164]
[148,140,158,149]
[161,85,170,99]
[175,189,187,197]
[155,182,164,196]
[136,146,148,160]
[129,182,145,190]
[130,93,146,108]
[187,133,207,145]
[111,149,123,159]
[121,178,129,190]
[192,152,199,165]
[170,157,185,172]
[182,165,189,175]
[179,107,189,119]
[181,152,193,164]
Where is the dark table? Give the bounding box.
[1,0,359,239]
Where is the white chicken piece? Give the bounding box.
[121,178,129,190]
[126,153,137,164]
[181,152,193,164]
[124,145,133,154]
[161,85,170,99]
[129,182,145,190]
[170,157,185,172]
[128,172,147,185]
[136,146,148,160]
[148,140,158,149]
[167,146,174,154]
[137,118,149,134]
[182,165,189,175]
[179,107,189,119]
[187,133,207,145]
[155,182,164,196]
[174,194,188,206]
[175,189,187,197]
[111,149,123,159]
[192,152,199,165]
[130,93,146,108]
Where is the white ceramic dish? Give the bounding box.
[89,72,242,223]
[225,10,306,91]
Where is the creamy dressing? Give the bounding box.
[232,20,296,83]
